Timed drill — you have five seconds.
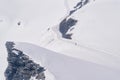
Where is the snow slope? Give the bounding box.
[0,0,120,79]
[71,0,120,58]
[3,0,120,70]
[15,42,120,80]
[0,0,66,79]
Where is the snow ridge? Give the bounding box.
[5,42,45,80]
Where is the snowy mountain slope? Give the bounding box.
[0,0,67,79]
[15,42,120,80]
[0,0,120,79]
[50,0,120,70]
[3,0,120,70]
[69,0,120,57]
[0,0,67,38]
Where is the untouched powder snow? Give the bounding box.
[15,42,120,80]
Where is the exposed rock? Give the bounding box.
[59,0,89,39]
[59,18,77,39]
[5,42,45,80]
[70,0,89,16]
[17,21,21,26]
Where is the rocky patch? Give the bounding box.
[5,42,45,80]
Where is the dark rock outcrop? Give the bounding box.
[59,18,77,39]
[70,0,89,15]
[59,0,89,39]
[5,42,45,80]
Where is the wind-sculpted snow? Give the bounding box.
[5,42,45,80]
[14,42,120,80]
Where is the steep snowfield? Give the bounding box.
[71,0,120,58]
[3,0,120,70]
[0,0,67,37]
[15,42,120,80]
[0,0,66,79]
[0,0,120,79]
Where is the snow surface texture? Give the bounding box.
[15,42,120,80]
[0,0,120,79]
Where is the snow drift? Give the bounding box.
[14,42,120,80]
